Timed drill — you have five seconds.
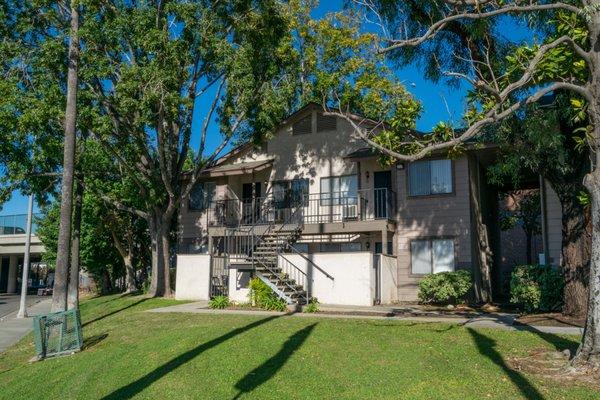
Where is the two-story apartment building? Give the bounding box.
[175,103,562,306]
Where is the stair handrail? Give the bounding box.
[249,241,309,304]
[281,242,334,281]
[254,193,334,280]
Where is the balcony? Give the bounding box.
[0,214,42,235]
[205,188,396,228]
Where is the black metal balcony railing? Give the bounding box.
[0,213,42,235]
[206,188,396,228]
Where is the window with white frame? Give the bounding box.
[408,159,452,196]
[320,175,358,205]
[189,181,216,211]
[411,239,455,274]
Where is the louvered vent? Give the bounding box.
[316,114,337,132]
[292,115,312,135]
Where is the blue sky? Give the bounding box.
[1,1,534,215]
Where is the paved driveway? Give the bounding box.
[0,294,47,319]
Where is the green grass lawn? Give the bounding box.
[0,295,595,400]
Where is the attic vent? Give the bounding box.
[317,114,337,132]
[292,115,312,135]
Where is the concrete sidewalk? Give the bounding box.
[0,299,52,353]
[148,301,583,336]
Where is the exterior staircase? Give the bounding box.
[222,193,332,306]
[246,226,309,305]
[222,192,312,305]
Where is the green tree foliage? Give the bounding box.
[75,0,303,297]
[0,1,68,206]
[37,186,149,295]
[287,3,421,152]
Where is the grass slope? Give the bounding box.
[0,294,595,400]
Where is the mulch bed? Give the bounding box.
[509,349,600,388]
[515,313,585,328]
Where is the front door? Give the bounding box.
[242,182,262,223]
[0,257,9,293]
[374,171,391,218]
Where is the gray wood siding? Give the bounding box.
[395,157,473,301]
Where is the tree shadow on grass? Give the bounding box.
[232,323,317,399]
[467,328,545,400]
[82,298,149,328]
[82,333,108,350]
[514,326,580,354]
[100,315,282,400]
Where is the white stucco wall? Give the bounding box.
[175,254,211,300]
[379,254,398,304]
[279,251,375,306]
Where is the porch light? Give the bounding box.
[365,171,370,180]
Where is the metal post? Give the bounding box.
[17,194,34,319]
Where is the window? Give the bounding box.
[408,159,452,196]
[292,115,312,135]
[320,243,340,252]
[320,175,358,205]
[341,242,361,252]
[288,243,309,253]
[375,242,392,255]
[316,114,337,132]
[189,181,216,211]
[272,179,309,209]
[411,239,455,274]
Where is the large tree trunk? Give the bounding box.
[67,177,83,310]
[51,1,79,312]
[101,268,112,294]
[110,227,137,293]
[574,168,600,366]
[561,197,591,317]
[147,211,172,298]
[124,255,137,293]
[468,153,493,303]
[573,3,600,367]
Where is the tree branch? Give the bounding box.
[100,194,149,219]
[332,81,592,162]
[380,2,582,53]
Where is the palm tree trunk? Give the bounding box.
[67,177,83,310]
[51,1,79,312]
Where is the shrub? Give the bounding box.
[304,297,319,313]
[418,270,472,305]
[249,278,287,311]
[262,296,287,311]
[510,265,563,313]
[208,295,230,309]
